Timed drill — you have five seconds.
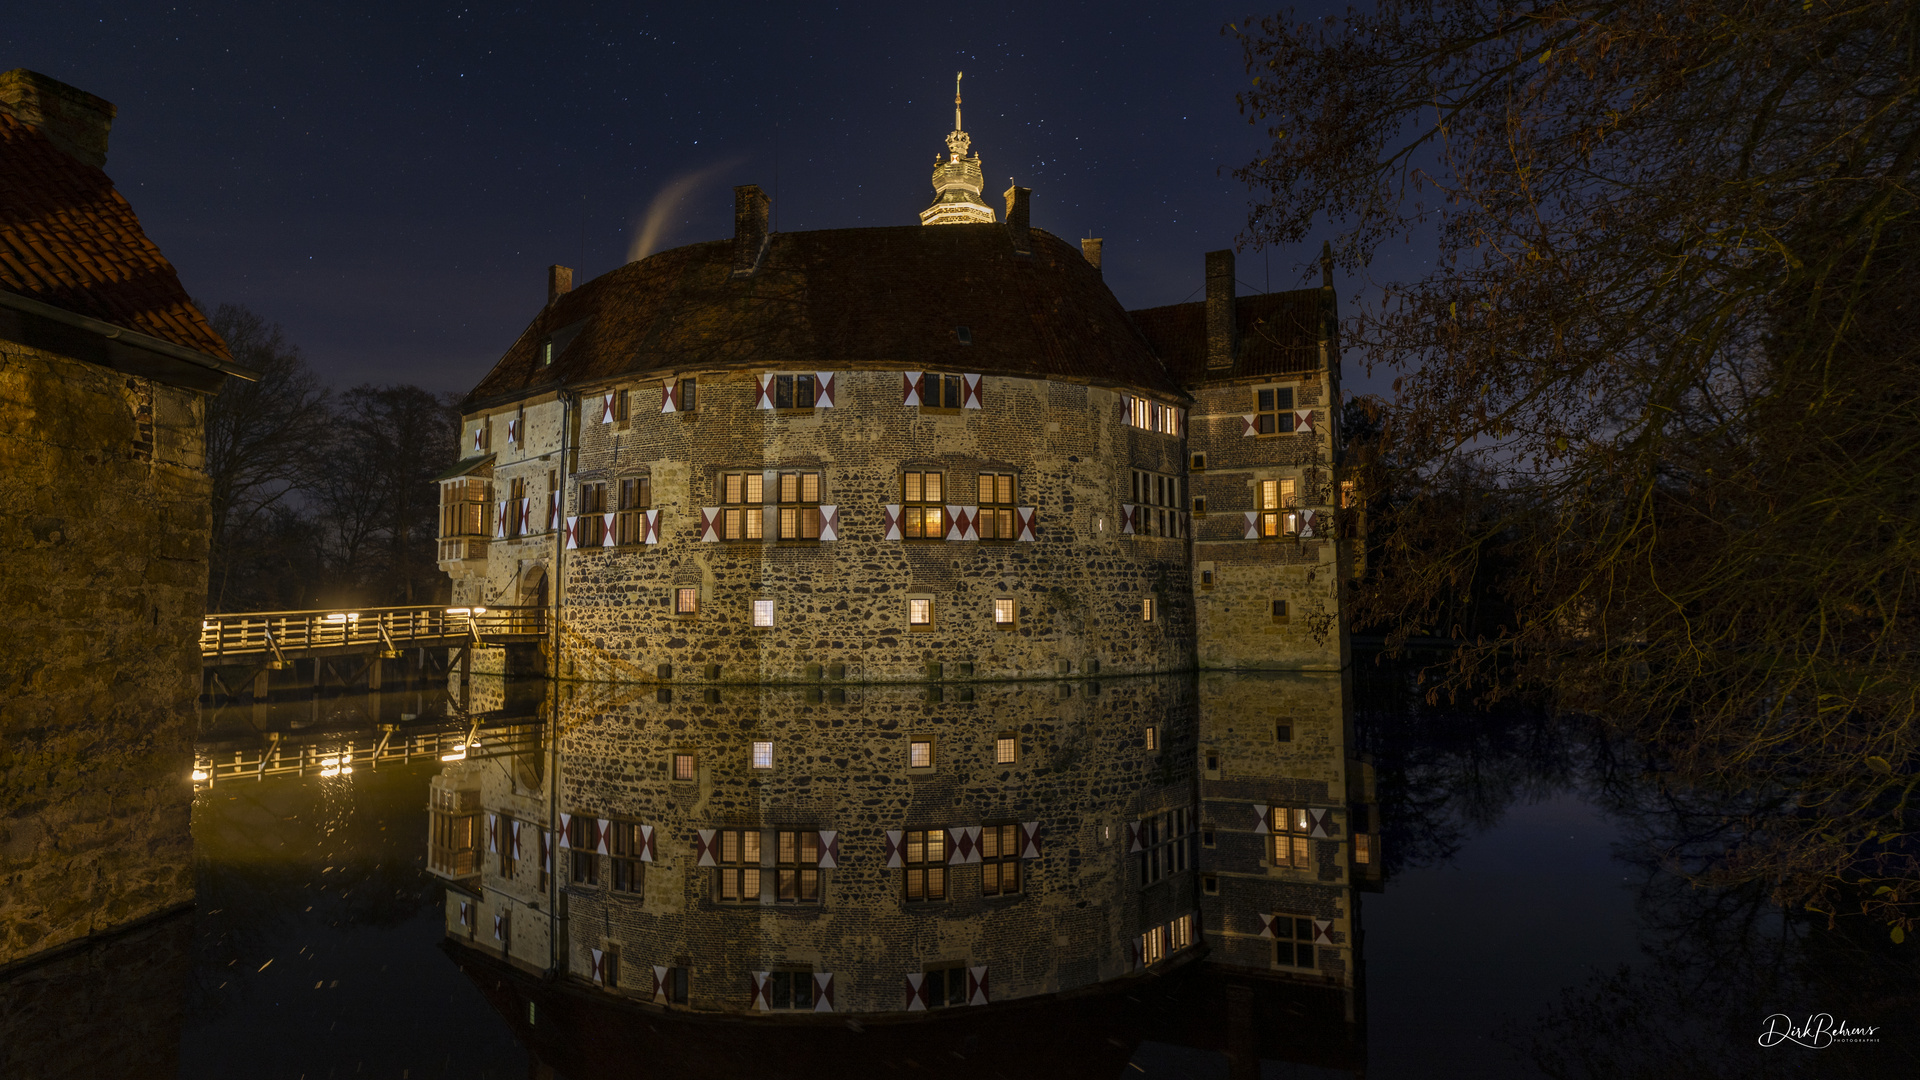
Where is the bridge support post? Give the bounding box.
[368,658,383,691]
[252,668,270,701]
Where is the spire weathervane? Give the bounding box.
[922,71,996,225]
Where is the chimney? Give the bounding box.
[548,265,573,304]
[1205,249,1238,371]
[1003,183,1031,255]
[1080,238,1104,273]
[732,184,771,277]
[0,69,116,169]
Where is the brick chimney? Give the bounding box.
[0,69,116,169]
[1080,238,1104,273]
[1205,249,1238,371]
[1003,183,1031,255]
[732,184,771,277]
[548,265,573,304]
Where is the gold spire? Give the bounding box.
[921,70,996,226]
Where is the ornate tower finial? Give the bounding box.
[921,71,996,226]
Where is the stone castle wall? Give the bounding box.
[0,342,208,966]
[460,677,1201,1012]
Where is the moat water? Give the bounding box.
[9,663,1912,1079]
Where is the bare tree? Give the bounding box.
[1231,0,1919,928]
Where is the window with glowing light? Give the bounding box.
[900,471,944,539]
[902,829,947,902]
[715,828,762,902]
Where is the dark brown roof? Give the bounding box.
[1129,288,1327,386]
[465,224,1181,409]
[0,110,230,360]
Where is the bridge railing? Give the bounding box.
[200,604,547,660]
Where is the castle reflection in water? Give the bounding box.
[430,669,1378,1076]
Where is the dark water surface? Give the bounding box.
[6,665,1912,1079]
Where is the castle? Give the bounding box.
[431,84,1371,1026]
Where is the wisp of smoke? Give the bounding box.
[628,158,747,263]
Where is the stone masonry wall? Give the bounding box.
[0,342,207,966]
[453,675,1203,1013]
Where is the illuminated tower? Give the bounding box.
[919,72,997,226]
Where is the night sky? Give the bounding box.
[10,2,1358,394]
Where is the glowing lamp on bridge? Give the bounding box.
[323,613,360,624]
[190,768,209,781]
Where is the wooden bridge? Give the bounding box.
[191,718,545,789]
[200,605,547,663]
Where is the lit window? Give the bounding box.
[720,472,765,540]
[1258,479,1299,538]
[676,588,699,614]
[609,821,646,896]
[1170,914,1194,951]
[775,471,823,540]
[909,598,932,626]
[1268,807,1314,869]
[716,828,761,902]
[993,598,1016,625]
[1144,726,1158,751]
[1253,386,1296,434]
[774,830,821,902]
[541,341,553,366]
[1142,598,1156,622]
[567,816,597,885]
[753,600,775,627]
[909,740,933,769]
[672,753,695,781]
[980,823,1021,896]
[902,829,947,901]
[995,735,1016,765]
[977,472,1016,539]
[751,741,774,769]
[1141,925,1166,966]
[1354,833,1372,865]
[900,471,944,538]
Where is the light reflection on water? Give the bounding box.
[4,666,1908,1078]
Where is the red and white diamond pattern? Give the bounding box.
[813,972,836,1012]
[755,374,776,410]
[814,372,837,408]
[595,818,612,856]
[699,508,722,543]
[564,516,580,549]
[493,913,506,941]
[600,393,616,424]
[589,947,606,984]
[967,966,990,1005]
[817,829,839,868]
[643,509,661,545]
[1298,509,1317,539]
[884,830,905,868]
[945,505,978,541]
[1257,913,1279,939]
[1243,511,1260,539]
[1295,409,1316,434]
[558,813,573,848]
[904,973,929,1012]
[882,504,902,541]
[695,828,719,867]
[652,965,670,1000]
[487,813,498,854]
[517,498,530,536]
[947,825,982,864]
[901,371,923,406]
[636,824,656,862]
[1251,803,1270,832]
[1241,414,1258,437]
[1307,808,1331,839]
[1018,821,1043,859]
[1313,919,1335,945]
[601,512,616,548]
[818,505,839,542]
[494,501,509,540]
[1015,507,1037,541]
[506,417,520,446]
[749,971,772,1011]
[1119,503,1136,535]
[661,379,679,412]
[1126,820,1145,853]
[961,372,982,409]
[472,425,485,452]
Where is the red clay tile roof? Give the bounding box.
[1130,288,1328,385]
[0,110,230,360]
[464,224,1182,409]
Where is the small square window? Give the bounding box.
[910,740,933,769]
[676,588,699,614]
[995,735,1017,765]
[673,753,696,781]
[1202,874,1219,894]
[1206,754,1220,773]
[1275,723,1292,743]
[753,599,775,627]
[1201,826,1216,847]
[993,598,1016,625]
[909,598,932,626]
[751,741,774,769]
[1272,599,1290,622]
[956,326,972,345]
[1200,568,1215,587]
[1142,598,1156,622]
[1190,452,1206,470]
[1144,726,1158,751]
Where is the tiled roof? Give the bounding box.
[465,224,1181,409]
[0,110,230,360]
[1130,289,1327,385]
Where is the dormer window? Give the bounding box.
[541,340,554,367]
[956,327,972,345]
